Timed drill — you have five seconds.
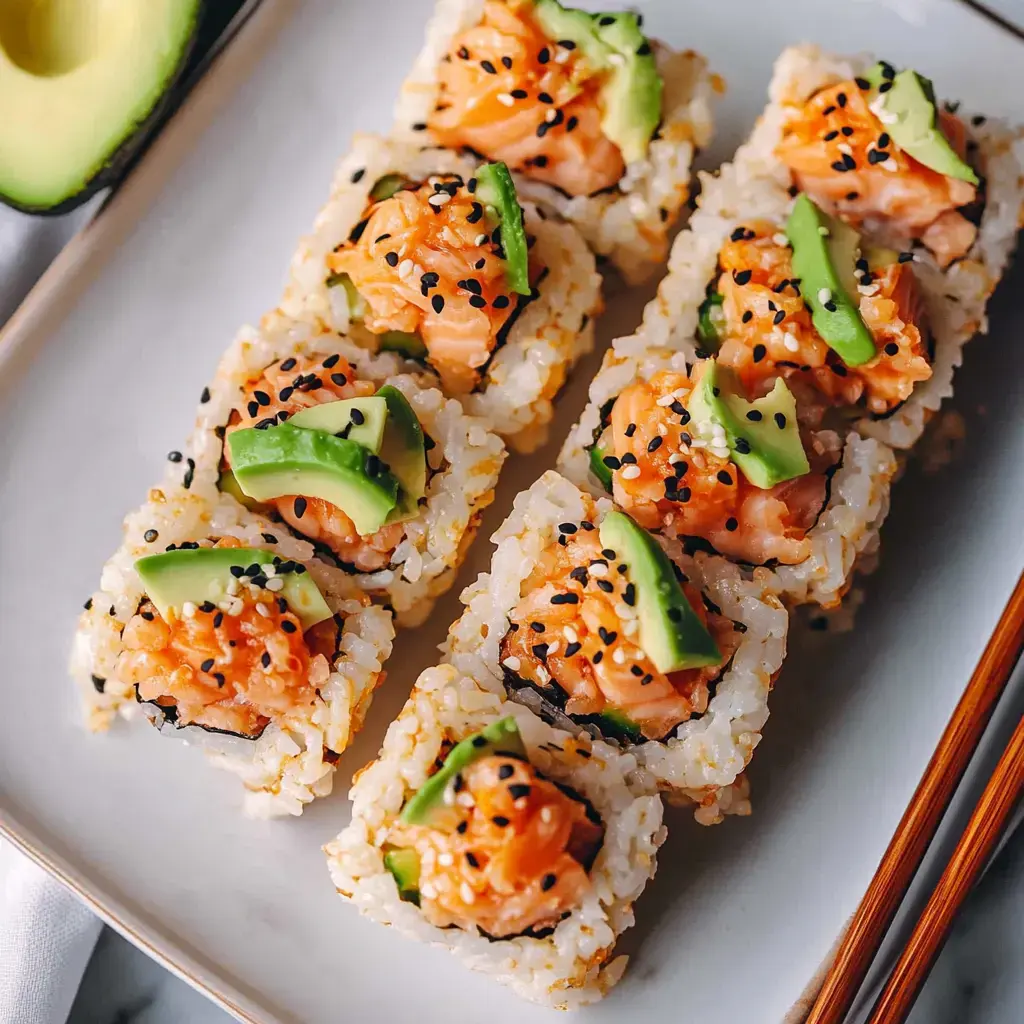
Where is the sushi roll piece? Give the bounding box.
[633,44,1022,451]
[71,481,394,818]
[325,662,665,1006]
[394,0,718,283]
[282,136,601,452]
[560,343,896,609]
[190,315,506,627]
[444,472,788,821]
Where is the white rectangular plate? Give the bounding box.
[1,2,1022,1022]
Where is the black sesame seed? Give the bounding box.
[596,579,614,593]
[746,410,763,422]
[143,529,159,543]
[469,294,487,308]
[541,873,557,891]
[752,343,767,363]
[492,815,510,827]
[532,643,549,660]
[733,269,752,285]
[294,496,307,518]
[837,92,847,108]
[717,470,733,486]
[385,251,399,267]
[498,763,514,780]
[884,342,900,356]
[623,583,636,606]
[566,115,578,133]
[564,642,582,657]
[620,452,637,465]
[550,593,579,605]
[822,105,836,116]
[602,455,621,470]
[868,149,889,165]
[201,658,215,673]
[631,664,644,677]
[830,160,849,173]
[456,820,469,834]
[465,851,480,868]
[647,436,663,453]
[734,437,751,455]
[725,517,739,532]
[480,59,497,74]
[167,450,182,463]
[508,783,531,800]
[183,459,195,490]
[824,130,839,141]
[538,91,554,104]
[898,252,914,263]
[677,486,692,503]
[538,46,550,63]
[492,295,511,310]
[84,598,93,611]
[457,45,470,59]
[281,619,297,634]
[200,387,211,404]
[432,294,445,314]
[593,650,604,664]
[774,412,787,429]
[855,76,870,90]
[530,621,545,633]
[773,309,786,325]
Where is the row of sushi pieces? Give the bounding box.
[323,45,1024,1007]
[70,0,715,815]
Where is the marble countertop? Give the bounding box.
[67,821,1024,1023]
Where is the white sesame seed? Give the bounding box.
[623,618,638,636]
[398,259,415,278]
[265,577,285,592]
[612,648,627,664]
[496,93,514,107]
[620,464,641,480]
[536,665,550,684]
[420,882,437,899]
[438,852,454,866]
[546,641,560,656]
[772,232,790,247]
[657,423,668,435]
[474,233,488,246]
[226,578,239,596]
[540,806,553,823]
[589,562,609,577]
[553,49,570,63]
[256,602,271,618]
[837,142,853,156]
[460,882,476,904]
[608,52,625,66]
[817,287,833,305]
[563,626,578,643]
[817,225,830,237]
[428,192,451,207]
[181,601,196,618]
[656,393,676,407]
[858,283,880,297]
[545,108,559,123]
[456,791,475,808]
[784,333,800,352]
[614,602,636,620]
[502,656,521,671]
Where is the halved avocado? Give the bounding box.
[598,510,721,674]
[227,424,400,536]
[401,717,526,830]
[289,396,389,451]
[0,0,203,214]
[376,385,427,522]
[474,161,531,296]
[135,546,333,631]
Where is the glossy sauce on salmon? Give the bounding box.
[714,223,932,418]
[777,77,978,267]
[225,353,406,571]
[430,1,625,197]
[597,368,841,566]
[500,528,740,740]
[389,753,603,937]
[328,176,538,394]
[118,542,341,738]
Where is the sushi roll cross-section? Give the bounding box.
[447,472,788,821]
[395,0,718,282]
[192,318,506,626]
[282,137,601,451]
[326,663,664,1006]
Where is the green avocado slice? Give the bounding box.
[135,547,333,632]
[474,161,531,296]
[864,63,978,185]
[383,847,421,904]
[687,361,810,490]
[400,717,527,830]
[588,444,614,492]
[531,1,661,164]
[379,331,428,359]
[376,385,427,522]
[227,424,399,536]
[786,193,877,367]
[0,0,202,213]
[598,511,721,674]
[697,290,725,353]
[288,396,388,452]
[217,468,263,512]
[369,173,414,201]
[325,273,367,319]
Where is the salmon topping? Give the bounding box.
[777,79,978,267]
[500,528,739,740]
[390,754,603,937]
[600,368,840,566]
[430,0,625,196]
[118,584,336,739]
[328,178,536,395]
[715,224,932,417]
[225,353,405,570]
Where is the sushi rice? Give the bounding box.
[70,478,395,819]
[444,471,789,820]
[632,44,1023,451]
[324,661,665,1007]
[559,346,898,609]
[393,0,718,284]
[191,313,506,627]
[280,134,602,452]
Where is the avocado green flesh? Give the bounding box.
[595,708,643,743]
[401,717,526,830]
[474,162,531,296]
[369,173,412,201]
[864,64,978,185]
[288,397,388,452]
[0,0,201,212]
[598,511,721,674]
[218,469,263,512]
[786,193,877,367]
[227,424,399,536]
[383,848,421,905]
[530,1,661,165]
[135,546,333,632]
[379,331,428,359]
[588,444,614,492]
[697,291,725,352]
[325,273,367,319]
[687,361,810,490]
[376,385,427,521]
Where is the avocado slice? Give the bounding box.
[864,63,978,185]
[474,162,531,296]
[595,708,644,744]
[588,444,614,492]
[325,273,367,319]
[135,546,333,632]
[227,424,399,536]
[401,717,527,830]
[217,468,263,512]
[531,1,661,165]
[369,173,414,201]
[379,331,428,359]
[0,0,202,214]
[697,290,725,353]
[598,511,721,674]
[383,847,421,905]
[786,193,877,367]
[687,361,809,490]
[376,386,427,522]
[289,396,388,452]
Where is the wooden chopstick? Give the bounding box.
[805,568,1024,1024]
[866,713,1024,1024]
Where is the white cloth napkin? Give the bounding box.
[0,842,102,1024]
